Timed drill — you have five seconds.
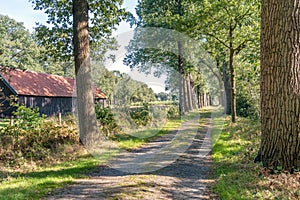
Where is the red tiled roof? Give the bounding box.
[0,68,107,99]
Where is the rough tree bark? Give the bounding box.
[257,0,300,170]
[73,0,98,146]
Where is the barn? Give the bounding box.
[0,68,107,117]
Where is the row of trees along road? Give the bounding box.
[125,0,300,170]
[124,0,218,116]
[0,0,296,171]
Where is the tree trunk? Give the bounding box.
[189,75,198,109]
[196,85,201,108]
[229,29,237,122]
[218,78,224,106]
[187,74,193,111]
[223,61,231,115]
[203,93,207,107]
[207,93,209,106]
[178,41,185,115]
[73,0,98,146]
[183,77,189,112]
[207,93,210,106]
[257,0,300,171]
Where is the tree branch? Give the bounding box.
[206,33,230,49]
[234,39,249,55]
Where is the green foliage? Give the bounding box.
[167,103,180,119]
[95,104,120,136]
[12,105,45,131]
[235,57,260,120]
[92,65,119,101]
[124,0,184,74]
[191,0,260,121]
[30,0,128,62]
[129,103,151,127]
[155,92,169,101]
[93,65,156,104]
[0,15,42,71]
[236,92,259,119]
[0,15,75,76]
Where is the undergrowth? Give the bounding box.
[0,105,79,169]
[212,117,300,199]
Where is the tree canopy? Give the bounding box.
[0,15,41,70]
[30,0,128,62]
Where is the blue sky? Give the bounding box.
[1,0,47,31]
[1,0,138,32]
[1,1,166,93]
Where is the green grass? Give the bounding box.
[212,117,300,200]
[0,108,212,200]
[0,154,102,200]
[211,116,263,199]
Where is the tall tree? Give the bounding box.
[125,0,202,115]
[30,0,127,145]
[256,0,300,171]
[72,0,97,145]
[192,0,260,122]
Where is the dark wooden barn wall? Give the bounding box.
[1,79,107,117]
[19,96,76,116]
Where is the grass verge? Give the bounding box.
[0,108,212,200]
[0,108,207,199]
[0,154,101,200]
[212,116,300,199]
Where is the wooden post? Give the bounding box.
[10,116,14,126]
[58,112,62,125]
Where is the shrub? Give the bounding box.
[167,104,180,119]
[0,105,79,167]
[12,105,45,131]
[129,103,152,127]
[95,104,120,136]
[236,92,260,120]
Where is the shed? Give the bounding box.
[0,68,107,117]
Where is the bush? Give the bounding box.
[12,105,45,131]
[95,104,120,136]
[129,103,152,127]
[0,105,79,167]
[236,93,260,120]
[167,104,180,119]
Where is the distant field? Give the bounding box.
[131,101,179,106]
